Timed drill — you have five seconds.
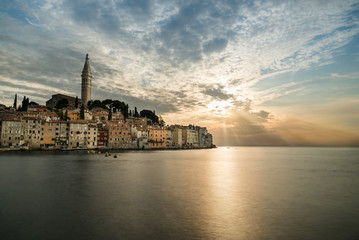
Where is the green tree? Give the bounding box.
[102,99,113,109]
[80,105,85,120]
[134,107,139,117]
[88,100,104,110]
[55,98,69,109]
[57,111,64,120]
[87,100,93,109]
[13,94,17,109]
[64,110,69,120]
[75,96,79,109]
[140,109,159,124]
[159,116,165,127]
[20,97,29,111]
[108,107,112,120]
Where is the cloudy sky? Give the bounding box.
[1,0,359,146]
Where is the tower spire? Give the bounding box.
[81,53,92,107]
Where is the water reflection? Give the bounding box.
[1,148,359,239]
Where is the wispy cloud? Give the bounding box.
[1,0,358,145]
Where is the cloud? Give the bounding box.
[202,85,233,100]
[203,38,228,55]
[331,73,359,79]
[212,116,359,147]
[1,0,359,145]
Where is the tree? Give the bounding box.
[58,111,63,120]
[88,100,104,110]
[55,98,69,109]
[159,116,165,127]
[64,110,69,120]
[20,96,29,111]
[112,100,128,118]
[13,94,17,109]
[87,100,93,109]
[134,107,139,117]
[102,99,113,109]
[108,107,112,120]
[80,105,85,120]
[29,101,39,106]
[75,96,79,109]
[140,109,159,124]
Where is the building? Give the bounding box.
[68,120,88,148]
[166,128,174,148]
[183,125,199,147]
[90,108,109,121]
[81,54,92,107]
[107,121,131,149]
[97,126,108,148]
[171,125,183,148]
[46,94,80,109]
[67,110,80,121]
[40,120,56,149]
[54,121,69,149]
[86,122,97,149]
[0,116,22,148]
[149,127,166,149]
[135,126,149,149]
[198,127,213,148]
[22,117,41,149]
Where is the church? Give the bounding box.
[46,54,92,108]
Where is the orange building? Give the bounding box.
[107,121,131,149]
[67,110,80,120]
[149,127,166,149]
[40,121,56,148]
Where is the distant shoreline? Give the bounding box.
[0,146,217,153]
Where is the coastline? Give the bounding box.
[0,145,217,153]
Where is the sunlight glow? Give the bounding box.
[207,100,233,116]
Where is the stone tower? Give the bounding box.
[81,54,92,107]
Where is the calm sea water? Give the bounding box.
[0,147,358,240]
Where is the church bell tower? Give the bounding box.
[81,54,92,107]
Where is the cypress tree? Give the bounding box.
[64,110,69,120]
[59,111,64,120]
[21,96,26,111]
[14,94,17,109]
[80,105,85,120]
[108,107,112,120]
[75,96,79,109]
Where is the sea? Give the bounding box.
[0,147,358,240]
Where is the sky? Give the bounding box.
[1,0,359,146]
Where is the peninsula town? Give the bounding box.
[0,54,214,151]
